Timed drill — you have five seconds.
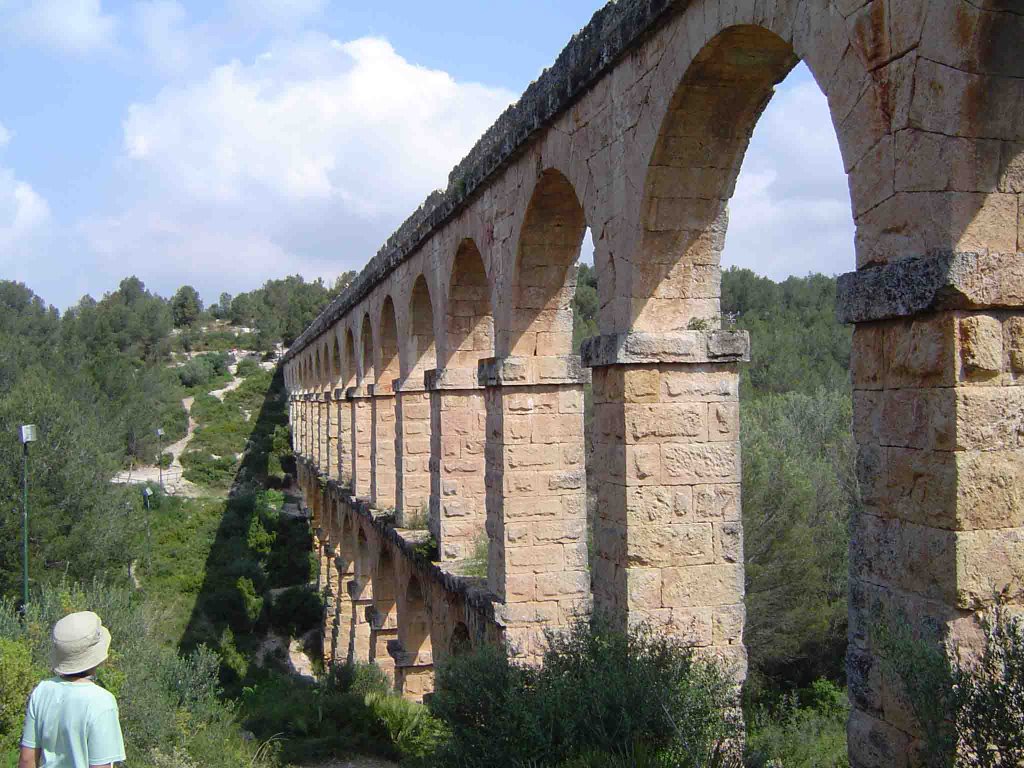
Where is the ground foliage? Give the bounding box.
[877,604,1024,767]
[427,619,740,768]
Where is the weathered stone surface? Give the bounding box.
[580,330,750,366]
[838,252,1024,325]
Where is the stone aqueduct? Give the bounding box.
[282,1,1023,763]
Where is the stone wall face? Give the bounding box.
[286,1,1024,763]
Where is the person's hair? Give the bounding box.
[61,666,97,680]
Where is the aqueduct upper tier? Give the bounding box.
[284,1,1024,764]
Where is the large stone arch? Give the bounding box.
[407,275,437,379]
[504,168,589,359]
[377,296,401,389]
[444,238,494,370]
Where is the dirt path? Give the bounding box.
[111,394,201,496]
[210,369,244,400]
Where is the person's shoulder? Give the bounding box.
[82,683,118,707]
[30,678,63,697]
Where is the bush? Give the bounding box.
[365,691,448,759]
[239,669,392,764]
[427,619,739,767]
[0,636,45,754]
[236,358,261,378]
[268,585,322,638]
[745,680,849,768]
[878,603,1024,767]
[328,662,392,699]
[177,353,229,389]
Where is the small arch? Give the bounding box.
[343,327,357,389]
[360,313,374,385]
[449,622,471,657]
[508,169,589,358]
[402,572,432,660]
[379,296,400,389]
[332,334,342,385]
[445,239,494,369]
[408,275,437,377]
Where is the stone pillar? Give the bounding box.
[370,384,397,511]
[296,395,305,457]
[391,586,434,701]
[395,378,432,528]
[320,393,333,475]
[322,539,337,665]
[832,255,1024,765]
[582,331,748,681]
[426,368,488,561]
[333,509,357,666]
[303,395,313,460]
[334,388,352,488]
[349,576,374,663]
[480,355,591,663]
[369,560,399,685]
[348,387,373,499]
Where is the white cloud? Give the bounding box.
[78,34,515,304]
[721,63,855,278]
[6,0,117,55]
[0,126,52,273]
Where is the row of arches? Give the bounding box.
[283,3,1024,763]
[305,470,488,701]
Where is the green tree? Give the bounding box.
[171,285,204,328]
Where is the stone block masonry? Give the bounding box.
[283,1,1024,763]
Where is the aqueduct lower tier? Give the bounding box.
[284,1,1024,764]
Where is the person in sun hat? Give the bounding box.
[19,611,126,768]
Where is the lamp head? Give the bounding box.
[18,425,37,445]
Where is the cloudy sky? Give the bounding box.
[0,0,855,310]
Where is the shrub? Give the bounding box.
[236,358,261,377]
[328,662,391,699]
[745,680,849,768]
[236,576,264,628]
[878,604,1024,767]
[177,353,229,389]
[268,585,322,638]
[239,669,392,764]
[365,691,449,759]
[427,619,739,767]
[0,636,45,753]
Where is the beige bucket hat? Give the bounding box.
[52,611,111,675]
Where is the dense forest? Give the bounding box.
[0,274,340,599]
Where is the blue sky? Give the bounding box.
[0,0,855,309]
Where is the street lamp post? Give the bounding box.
[142,486,154,570]
[18,424,37,608]
[156,428,165,488]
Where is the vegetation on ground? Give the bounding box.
[426,619,740,767]
[877,603,1024,767]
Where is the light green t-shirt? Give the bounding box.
[21,678,126,767]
